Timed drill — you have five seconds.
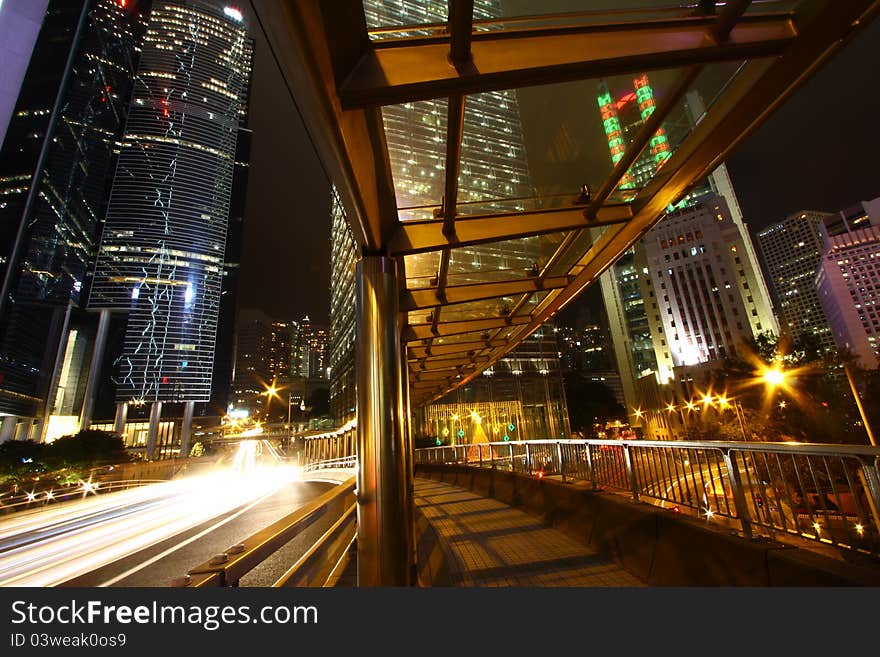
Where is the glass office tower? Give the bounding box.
[0,0,144,425]
[89,1,252,411]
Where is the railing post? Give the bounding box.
[478,443,483,467]
[723,449,753,540]
[858,461,880,538]
[524,442,531,475]
[585,443,597,489]
[623,444,639,501]
[557,441,565,482]
[508,442,514,471]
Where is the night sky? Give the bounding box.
[237,7,880,327]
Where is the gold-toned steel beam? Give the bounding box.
[406,314,531,342]
[340,14,797,108]
[412,355,490,372]
[408,338,506,358]
[448,0,475,69]
[389,205,630,256]
[402,275,571,311]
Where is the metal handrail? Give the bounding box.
[179,474,356,587]
[302,455,357,472]
[416,439,880,558]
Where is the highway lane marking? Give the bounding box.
[96,488,283,587]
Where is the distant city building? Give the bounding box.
[816,223,880,368]
[309,326,329,379]
[268,321,295,380]
[0,0,145,440]
[418,327,570,444]
[329,189,356,423]
[232,308,273,414]
[822,198,880,237]
[87,0,253,456]
[756,210,836,351]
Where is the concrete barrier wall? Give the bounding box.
[415,464,880,586]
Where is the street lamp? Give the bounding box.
[763,367,786,387]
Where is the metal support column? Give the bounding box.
[146,402,162,460]
[38,302,73,442]
[113,402,128,438]
[180,400,195,459]
[0,416,16,443]
[79,309,111,431]
[355,255,411,587]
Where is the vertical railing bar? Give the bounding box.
[623,445,639,501]
[723,449,752,539]
[808,456,835,544]
[790,453,817,540]
[827,456,853,546]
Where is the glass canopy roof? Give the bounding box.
[253,0,877,407]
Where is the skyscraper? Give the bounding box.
[756,210,837,351]
[0,0,145,439]
[596,79,776,409]
[816,224,880,368]
[231,308,273,415]
[329,188,357,423]
[88,0,253,455]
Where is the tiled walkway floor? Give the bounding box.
[414,478,645,587]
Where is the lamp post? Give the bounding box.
[844,362,877,447]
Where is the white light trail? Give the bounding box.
[0,444,300,587]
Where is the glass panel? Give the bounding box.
[404,251,441,289]
[446,233,566,287]
[367,1,797,39]
[440,297,517,323]
[606,60,749,204]
[495,1,796,26]
[363,1,449,37]
[381,99,447,209]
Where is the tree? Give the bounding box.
[43,429,130,472]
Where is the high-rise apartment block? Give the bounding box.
[756,211,836,351]
[816,223,880,368]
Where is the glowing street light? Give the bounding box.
[763,367,785,387]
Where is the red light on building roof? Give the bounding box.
[615,91,636,110]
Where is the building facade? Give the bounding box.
[756,211,836,351]
[329,188,357,423]
[816,224,880,368]
[642,193,777,368]
[596,80,777,412]
[87,1,252,454]
[0,0,145,437]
